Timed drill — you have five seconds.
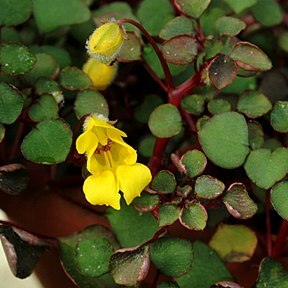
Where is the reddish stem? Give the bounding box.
[272,220,288,258]
[265,191,273,257]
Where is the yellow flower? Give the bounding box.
[76,114,152,210]
[83,58,118,91]
[86,22,125,64]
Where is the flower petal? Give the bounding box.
[117,163,152,205]
[83,171,121,210]
[76,130,98,155]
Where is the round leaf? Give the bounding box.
[149,104,182,138]
[174,0,211,18]
[158,204,181,227]
[215,16,246,36]
[0,43,36,75]
[271,181,288,220]
[195,175,225,199]
[270,101,288,133]
[74,89,109,119]
[208,99,231,115]
[0,82,24,124]
[150,170,177,193]
[118,31,142,62]
[132,192,160,212]
[209,224,257,262]
[21,119,72,164]
[181,149,207,178]
[244,148,288,189]
[0,0,32,26]
[198,112,250,169]
[150,238,193,277]
[248,121,264,150]
[180,203,208,230]
[181,94,205,116]
[162,36,198,65]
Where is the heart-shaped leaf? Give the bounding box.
[174,0,211,18]
[224,0,257,14]
[215,16,246,36]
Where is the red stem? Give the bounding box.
[265,191,273,257]
[272,220,288,258]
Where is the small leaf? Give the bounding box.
[223,0,257,14]
[256,258,288,287]
[200,7,226,36]
[158,281,180,288]
[21,119,72,164]
[151,170,177,193]
[0,43,36,76]
[181,94,205,116]
[118,31,142,62]
[222,76,257,94]
[133,192,160,212]
[0,0,32,26]
[136,0,174,36]
[110,245,150,286]
[33,0,91,33]
[0,123,5,143]
[158,204,181,227]
[0,164,28,195]
[162,35,198,65]
[0,225,47,278]
[0,82,24,124]
[106,203,158,248]
[159,16,194,40]
[181,149,207,178]
[223,183,257,219]
[176,241,232,287]
[248,121,264,150]
[244,148,288,189]
[74,89,109,119]
[150,238,193,277]
[60,66,92,91]
[237,91,272,118]
[138,135,156,157]
[230,42,272,72]
[149,104,182,138]
[208,99,231,115]
[174,0,211,18]
[35,78,62,98]
[270,101,288,133]
[271,181,288,220]
[208,55,237,90]
[180,203,208,230]
[198,112,250,169]
[195,175,225,199]
[209,224,257,262]
[215,16,246,36]
[278,32,288,53]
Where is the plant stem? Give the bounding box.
[118,18,174,90]
[272,220,288,258]
[9,121,25,160]
[265,191,273,257]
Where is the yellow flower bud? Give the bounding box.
[83,58,118,91]
[86,22,125,64]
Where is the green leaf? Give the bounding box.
[149,104,182,138]
[237,91,272,118]
[271,181,288,220]
[35,78,63,103]
[256,258,288,287]
[0,82,24,124]
[0,0,32,26]
[176,241,232,288]
[251,0,283,27]
[209,224,257,262]
[230,42,272,72]
[200,8,226,36]
[158,282,180,288]
[222,76,257,94]
[278,32,288,53]
[150,238,193,277]
[74,90,109,119]
[0,164,28,195]
[195,175,225,199]
[248,121,264,150]
[58,225,118,288]
[223,0,257,14]
[138,135,156,157]
[118,31,142,62]
[21,119,72,164]
[270,101,288,133]
[32,0,91,33]
[223,183,257,219]
[158,204,180,227]
[244,148,288,189]
[162,36,198,65]
[137,0,174,36]
[181,94,205,116]
[1,27,21,42]
[0,123,4,143]
[106,203,158,248]
[60,66,92,91]
[159,16,194,40]
[181,149,207,178]
[0,225,47,279]
[23,53,59,84]
[132,192,160,212]
[175,0,211,18]
[198,112,250,169]
[28,94,58,122]
[208,99,231,115]
[180,203,208,230]
[110,245,150,286]
[0,43,36,76]
[215,16,246,36]
[151,170,177,193]
[208,55,237,90]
